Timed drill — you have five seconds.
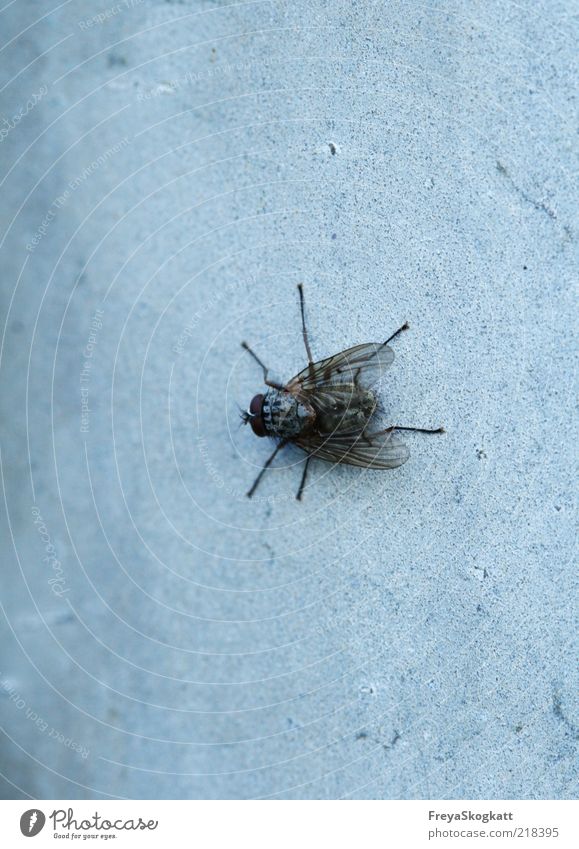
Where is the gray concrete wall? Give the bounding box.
[0,0,576,799]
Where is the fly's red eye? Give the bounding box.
[250,394,264,417]
[248,394,266,437]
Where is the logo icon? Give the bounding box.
[20,810,45,837]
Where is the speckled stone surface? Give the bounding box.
[0,0,576,800]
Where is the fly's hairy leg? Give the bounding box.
[383,322,409,346]
[383,425,445,435]
[296,455,312,501]
[297,284,315,378]
[246,439,289,498]
[241,341,286,391]
[353,323,408,382]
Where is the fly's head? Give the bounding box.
[242,389,313,439]
[242,393,267,437]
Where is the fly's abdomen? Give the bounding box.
[313,385,376,434]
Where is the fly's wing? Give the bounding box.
[287,343,394,392]
[296,429,409,469]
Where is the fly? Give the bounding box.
[241,285,444,500]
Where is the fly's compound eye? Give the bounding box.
[248,394,266,437]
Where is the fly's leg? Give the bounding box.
[246,439,289,498]
[383,322,409,347]
[297,284,315,377]
[385,425,445,434]
[354,322,409,383]
[241,341,286,391]
[296,455,312,501]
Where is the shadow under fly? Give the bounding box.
[241,285,444,500]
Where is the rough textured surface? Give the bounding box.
[0,0,576,800]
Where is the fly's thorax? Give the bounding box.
[262,389,314,438]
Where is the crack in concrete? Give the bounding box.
[552,692,579,738]
[496,161,557,221]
